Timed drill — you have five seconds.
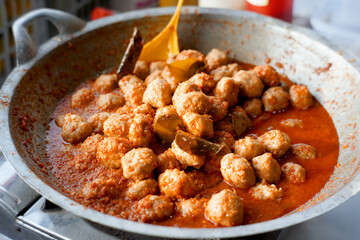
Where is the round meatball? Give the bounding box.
[88,112,110,133]
[172,81,201,106]
[128,114,154,147]
[258,130,291,158]
[145,70,163,86]
[205,189,243,227]
[220,153,256,189]
[282,162,306,183]
[174,92,210,116]
[82,178,119,199]
[182,112,214,139]
[81,134,104,156]
[210,63,242,81]
[233,70,264,98]
[243,98,263,117]
[103,113,132,138]
[250,180,283,200]
[93,74,117,93]
[253,64,280,87]
[212,131,235,150]
[121,148,158,180]
[234,136,265,161]
[175,49,206,62]
[149,61,166,73]
[118,74,146,106]
[96,137,132,168]
[207,96,229,122]
[213,77,240,107]
[289,84,313,110]
[252,153,281,183]
[71,88,94,108]
[126,179,158,200]
[188,73,217,94]
[143,78,172,108]
[97,93,125,110]
[156,149,182,174]
[62,114,92,144]
[133,60,149,80]
[176,198,207,218]
[291,143,317,160]
[158,169,195,199]
[135,195,173,222]
[262,87,289,112]
[171,140,206,169]
[206,48,229,70]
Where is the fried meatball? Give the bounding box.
[62,114,92,144]
[172,81,201,106]
[250,180,283,200]
[174,92,210,116]
[211,63,242,81]
[207,96,229,122]
[220,153,256,189]
[156,149,182,174]
[88,112,110,133]
[188,73,217,94]
[253,64,280,87]
[206,48,229,70]
[212,131,235,150]
[289,84,313,110]
[126,179,158,200]
[143,78,172,108]
[121,148,158,180]
[145,70,163,86]
[252,153,281,183]
[93,74,117,93]
[243,98,263,117]
[213,77,240,107]
[176,198,207,218]
[128,114,154,147]
[291,143,317,159]
[149,61,166,73]
[175,49,206,62]
[133,60,149,80]
[82,178,120,199]
[262,87,289,112]
[205,189,243,227]
[234,136,265,161]
[258,130,291,158]
[97,93,125,110]
[171,140,206,169]
[233,70,264,98]
[103,113,132,138]
[182,112,214,139]
[158,169,195,199]
[282,162,306,183]
[118,74,146,106]
[81,134,104,156]
[161,66,180,93]
[71,88,94,108]
[96,137,132,169]
[135,195,173,222]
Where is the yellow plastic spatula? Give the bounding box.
[138,0,184,62]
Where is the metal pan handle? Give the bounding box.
[12,8,85,65]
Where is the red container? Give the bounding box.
[245,0,293,22]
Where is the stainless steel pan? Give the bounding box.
[1,7,360,239]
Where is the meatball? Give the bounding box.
[143,78,172,108]
[250,180,283,200]
[291,143,317,160]
[205,189,243,227]
[156,149,182,174]
[174,91,210,116]
[55,114,66,127]
[97,93,125,110]
[93,74,117,93]
[135,195,173,222]
[210,63,242,81]
[175,49,206,62]
[158,169,195,199]
[171,140,206,169]
[103,113,132,138]
[118,74,146,106]
[289,84,313,109]
[262,87,289,112]
[133,60,149,80]
[258,130,291,158]
[61,114,92,144]
[81,134,104,156]
[243,98,263,117]
[149,61,166,73]
[71,88,94,108]
[121,148,158,180]
[188,73,217,94]
[82,178,119,199]
[252,153,281,183]
[234,136,265,161]
[207,96,228,122]
[280,119,303,128]
[96,137,132,169]
[213,77,240,107]
[212,131,235,150]
[88,112,110,133]
[172,81,201,106]
[206,48,229,70]
[282,162,306,183]
[182,112,214,139]
[220,153,256,189]
[176,198,207,218]
[187,170,207,193]
[233,70,264,98]
[161,66,180,93]
[145,70,163,86]
[126,179,158,200]
[128,114,154,147]
[253,64,280,87]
